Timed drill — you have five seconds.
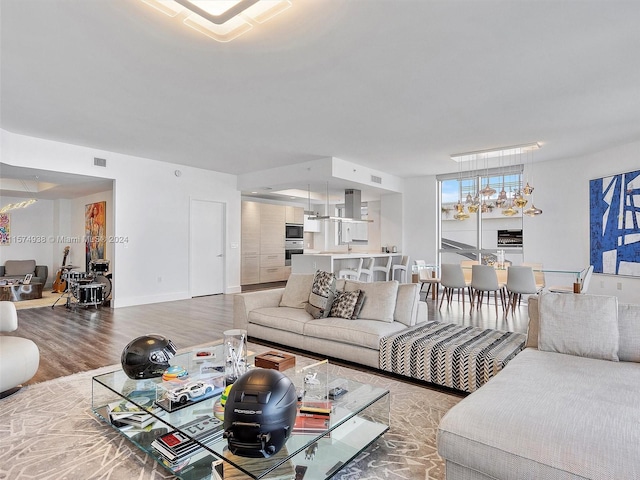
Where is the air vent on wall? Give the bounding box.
[94,157,107,167]
[371,175,382,184]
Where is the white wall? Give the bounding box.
[2,130,242,307]
[402,140,640,304]
[0,195,55,284]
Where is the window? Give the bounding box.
[438,164,524,265]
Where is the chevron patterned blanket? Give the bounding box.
[379,322,526,393]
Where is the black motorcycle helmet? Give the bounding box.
[223,368,297,458]
[121,334,177,379]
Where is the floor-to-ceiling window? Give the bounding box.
[438,164,524,265]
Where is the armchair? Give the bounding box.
[0,301,40,397]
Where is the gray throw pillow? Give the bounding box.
[538,292,619,361]
[329,290,361,319]
[305,270,336,319]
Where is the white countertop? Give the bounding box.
[300,252,401,259]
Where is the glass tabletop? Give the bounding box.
[92,345,390,480]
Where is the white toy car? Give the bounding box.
[167,381,214,404]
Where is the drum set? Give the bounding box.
[52,260,112,309]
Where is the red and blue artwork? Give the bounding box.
[590,169,640,277]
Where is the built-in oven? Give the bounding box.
[285,223,304,240]
[285,239,304,266]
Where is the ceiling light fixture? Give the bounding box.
[141,0,292,42]
[0,178,38,213]
[451,142,541,163]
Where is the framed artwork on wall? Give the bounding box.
[85,201,106,271]
[0,213,10,245]
[590,169,640,277]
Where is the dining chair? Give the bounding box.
[391,255,410,283]
[439,263,471,310]
[470,264,505,315]
[359,257,375,282]
[372,256,392,281]
[505,266,541,315]
[415,260,440,300]
[338,258,363,281]
[548,265,594,294]
[522,262,546,290]
[460,259,479,284]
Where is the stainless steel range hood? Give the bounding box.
[307,188,373,223]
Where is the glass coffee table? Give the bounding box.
[92,344,390,479]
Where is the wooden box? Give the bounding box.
[254,351,296,371]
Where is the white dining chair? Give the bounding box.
[505,266,541,315]
[522,262,546,290]
[470,264,505,315]
[439,263,471,310]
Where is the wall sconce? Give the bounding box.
[141,0,292,42]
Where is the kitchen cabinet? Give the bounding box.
[241,201,261,255]
[285,206,304,224]
[304,214,321,232]
[242,201,290,284]
[259,203,285,255]
[241,255,259,284]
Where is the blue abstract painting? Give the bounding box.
[590,169,640,277]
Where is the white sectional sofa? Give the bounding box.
[233,274,427,368]
[437,293,640,479]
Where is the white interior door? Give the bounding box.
[190,199,224,297]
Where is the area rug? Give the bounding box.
[13,290,61,310]
[0,344,463,479]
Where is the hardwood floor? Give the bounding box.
[7,287,529,386]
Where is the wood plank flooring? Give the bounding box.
[6,287,529,386]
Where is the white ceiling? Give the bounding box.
[2,0,640,199]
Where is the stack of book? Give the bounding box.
[108,390,163,429]
[151,415,224,467]
[293,401,332,436]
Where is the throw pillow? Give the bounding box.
[279,274,315,308]
[329,290,361,319]
[344,280,399,322]
[305,270,336,319]
[351,290,366,319]
[538,292,619,361]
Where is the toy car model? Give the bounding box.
[167,381,214,404]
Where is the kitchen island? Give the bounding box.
[291,252,403,280]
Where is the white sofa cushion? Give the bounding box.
[438,348,640,479]
[304,317,407,349]
[538,292,619,362]
[344,280,399,323]
[618,303,640,362]
[248,306,313,335]
[279,273,314,308]
[394,283,420,326]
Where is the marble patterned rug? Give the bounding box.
[0,345,463,480]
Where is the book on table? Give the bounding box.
[151,415,224,464]
[107,389,162,428]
